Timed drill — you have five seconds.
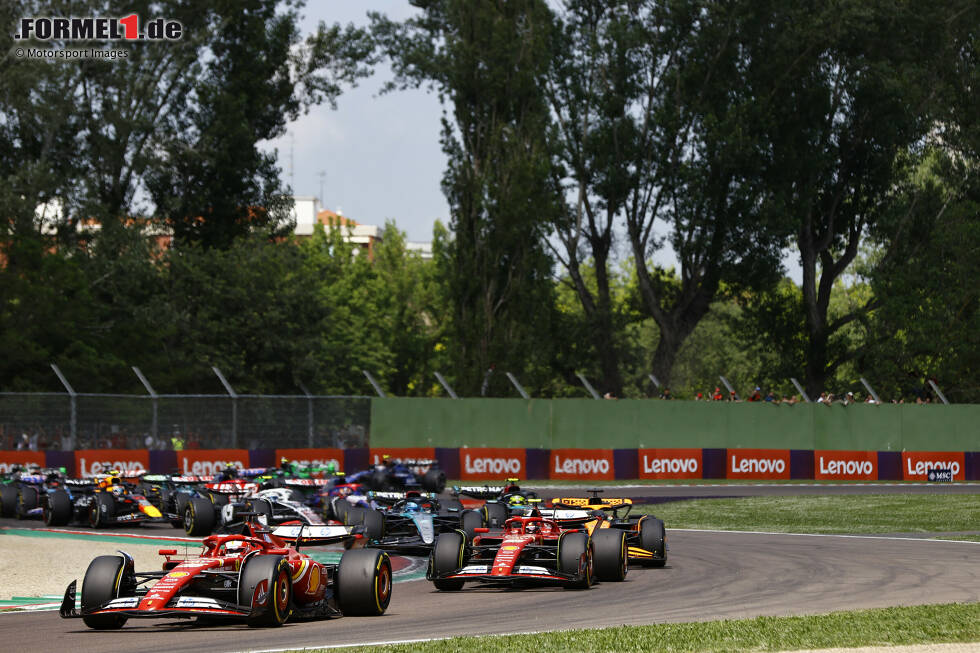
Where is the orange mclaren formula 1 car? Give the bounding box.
[548,490,667,567]
[426,511,629,590]
[60,521,391,628]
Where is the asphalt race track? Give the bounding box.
[2,483,978,653]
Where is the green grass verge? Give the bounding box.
[315,602,980,652]
[632,494,980,535]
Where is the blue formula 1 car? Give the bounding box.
[345,457,446,494]
[346,490,472,556]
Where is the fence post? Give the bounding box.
[505,372,530,399]
[132,366,159,442]
[50,363,76,449]
[434,372,460,399]
[790,377,811,403]
[362,370,387,398]
[576,373,601,399]
[859,377,882,404]
[719,375,738,401]
[648,373,661,389]
[927,379,949,405]
[299,381,314,448]
[212,367,238,448]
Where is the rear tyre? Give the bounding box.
[369,470,390,491]
[44,489,72,526]
[171,493,190,528]
[481,501,508,528]
[430,531,466,591]
[238,555,291,627]
[639,517,667,567]
[16,486,39,519]
[558,532,593,589]
[336,548,392,616]
[421,469,446,493]
[81,555,132,629]
[0,486,18,517]
[355,508,385,540]
[592,529,628,582]
[184,496,216,536]
[460,509,483,540]
[89,493,114,528]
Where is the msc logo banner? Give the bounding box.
[902,451,964,481]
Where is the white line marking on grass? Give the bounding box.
[671,528,980,543]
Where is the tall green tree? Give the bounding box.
[372,1,560,396]
[756,0,973,397]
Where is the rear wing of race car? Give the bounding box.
[551,496,633,508]
[271,524,356,547]
[368,490,434,504]
[282,477,331,487]
[452,485,506,499]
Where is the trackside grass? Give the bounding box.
[314,602,980,652]
[631,494,980,535]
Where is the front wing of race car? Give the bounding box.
[60,578,253,621]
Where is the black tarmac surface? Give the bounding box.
[2,482,978,653]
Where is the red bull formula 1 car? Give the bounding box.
[60,521,391,628]
[426,512,628,590]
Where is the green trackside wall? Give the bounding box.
[369,399,979,452]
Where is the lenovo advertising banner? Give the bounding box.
[368,447,436,466]
[0,451,46,474]
[550,448,616,481]
[727,448,791,480]
[176,449,250,476]
[902,451,965,481]
[74,449,150,477]
[814,450,877,480]
[638,448,703,480]
[458,448,527,480]
[275,448,344,473]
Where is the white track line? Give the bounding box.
[670,528,980,543]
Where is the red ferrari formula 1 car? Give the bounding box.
[426,512,628,590]
[60,521,391,628]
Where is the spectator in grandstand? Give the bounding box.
[843,391,856,405]
[712,387,724,401]
[816,392,829,404]
[695,392,704,401]
[659,387,673,400]
[729,390,740,402]
[747,387,762,402]
[764,390,777,403]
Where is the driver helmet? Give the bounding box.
[403,502,422,513]
[325,462,338,475]
[225,539,246,552]
[507,495,527,507]
[526,522,539,533]
[220,463,238,480]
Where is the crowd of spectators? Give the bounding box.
[655,384,940,404]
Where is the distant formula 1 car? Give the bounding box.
[346,457,446,494]
[43,472,169,528]
[60,522,391,628]
[451,479,540,528]
[549,490,667,566]
[353,490,469,556]
[426,512,628,590]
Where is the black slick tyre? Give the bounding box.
[89,493,114,528]
[44,488,72,526]
[330,496,351,524]
[558,532,593,589]
[16,486,38,519]
[184,495,216,536]
[421,469,446,493]
[238,555,291,627]
[481,501,508,528]
[336,548,392,616]
[81,555,131,629]
[0,485,17,517]
[430,531,466,591]
[460,509,483,540]
[357,508,385,540]
[639,516,667,567]
[246,498,274,525]
[171,493,190,528]
[592,529,628,582]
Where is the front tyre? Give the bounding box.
[430,531,466,591]
[639,517,667,567]
[336,548,392,616]
[81,555,132,629]
[184,496,216,536]
[558,532,593,589]
[238,555,291,627]
[592,529,628,582]
[16,486,39,519]
[89,493,114,528]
